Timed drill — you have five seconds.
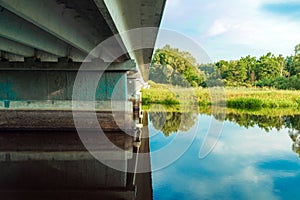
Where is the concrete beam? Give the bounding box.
[0,7,67,57]
[0,36,34,57]
[93,0,119,35]
[0,7,87,61]
[0,60,137,71]
[0,151,132,161]
[0,37,65,62]
[102,0,166,82]
[0,0,105,57]
[0,109,134,130]
[0,71,129,102]
[93,0,131,63]
[1,51,24,62]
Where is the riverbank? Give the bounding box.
[141,82,300,110]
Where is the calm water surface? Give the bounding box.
[149,111,300,200]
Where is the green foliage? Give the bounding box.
[226,98,263,109]
[150,45,205,87]
[215,56,258,86]
[149,43,300,90]
[141,88,180,105]
[293,44,300,75]
[206,46,300,88]
[161,98,180,105]
[255,75,300,90]
[255,52,282,80]
[296,98,300,107]
[199,63,223,87]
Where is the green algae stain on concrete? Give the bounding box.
[0,81,17,100]
[95,73,128,101]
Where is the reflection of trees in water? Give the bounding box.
[287,115,300,157]
[225,113,287,132]
[224,113,300,133]
[149,110,300,157]
[149,112,197,136]
[224,112,300,157]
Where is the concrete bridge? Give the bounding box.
[0,0,166,199]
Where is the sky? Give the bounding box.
[158,0,300,62]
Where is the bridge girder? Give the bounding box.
[0,0,166,80]
[0,0,104,57]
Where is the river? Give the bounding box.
[148,109,300,200]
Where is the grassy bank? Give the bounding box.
[142,104,300,116]
[141,82,300,110]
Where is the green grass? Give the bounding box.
[142,104,300,116]
[226,98,263,109]
[141,82,300,110]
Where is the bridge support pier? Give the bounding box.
[0,59,143,199]
[0,60,136,104]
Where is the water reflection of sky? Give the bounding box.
[150,114,300,200]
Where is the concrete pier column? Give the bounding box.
[0,60,136,104]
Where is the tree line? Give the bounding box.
[150,44,300,89]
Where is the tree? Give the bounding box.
[292,44,300,75]
[150,43,300,90]
[215,60,247,86]
[199,63,223,87]
[150,45,205,87]
[285,55,294,77]
[277,54,286,77]
[256,52,281,80]
[241,55,257,84]
[215,60,229,80]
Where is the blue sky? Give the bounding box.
[158,0,300,62]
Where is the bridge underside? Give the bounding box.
[0,0,166,199]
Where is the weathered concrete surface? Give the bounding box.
[0,60,136,71]
[0,110,134,131]
[0,131,133,151]
[100,0,166,81]
[0,61,136,101]
[0,0,166,82]
[0,70,127,100]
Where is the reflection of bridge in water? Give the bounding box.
[0,0,166,199]
[0,114,152,199]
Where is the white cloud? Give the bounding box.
[206,19,232,37]
[160,0,300,61]
[212,124,293,156]
[184,165,280,200]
